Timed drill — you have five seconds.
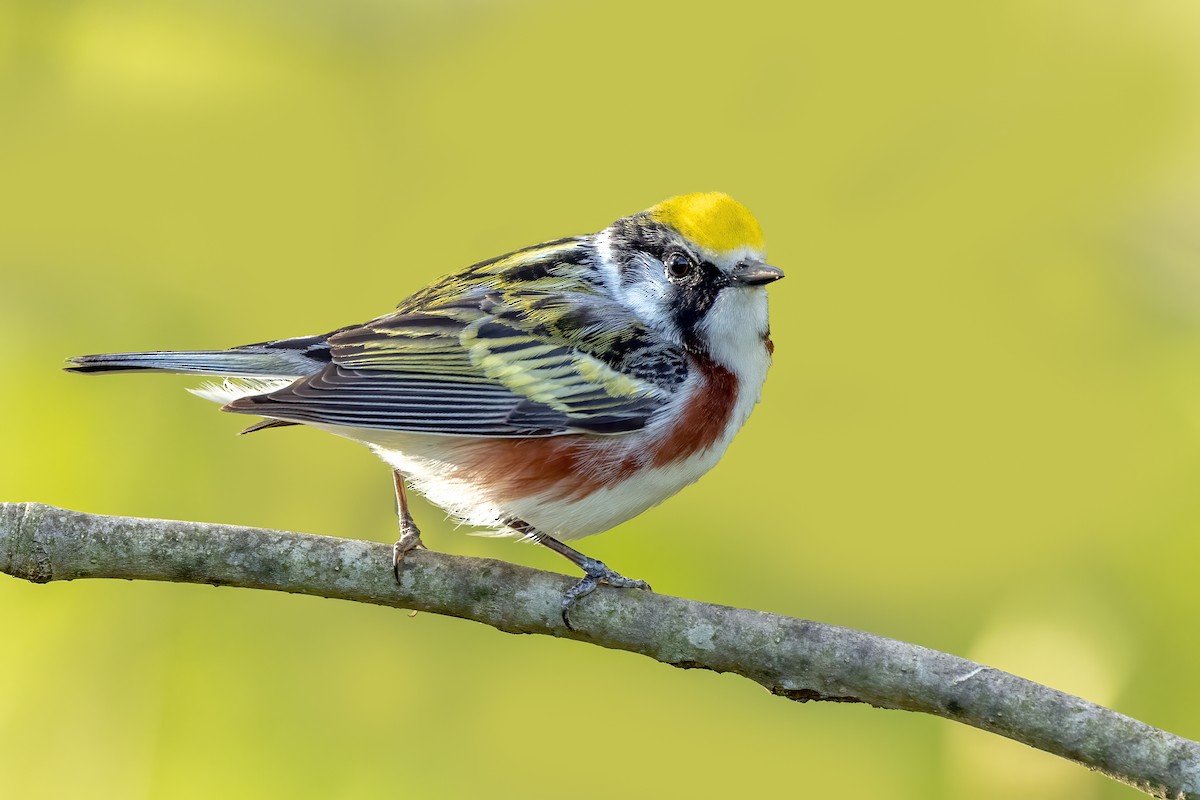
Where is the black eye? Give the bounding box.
[664,251,694,280]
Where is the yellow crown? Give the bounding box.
[648,192,765,254]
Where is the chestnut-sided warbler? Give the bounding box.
[67,192,784,624]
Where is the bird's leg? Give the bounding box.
[392,470,425,580]
[509,519,651,628]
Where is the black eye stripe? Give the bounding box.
[672,261,731,352]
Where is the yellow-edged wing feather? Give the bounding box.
[224,240,686,437]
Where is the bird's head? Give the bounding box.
[600,192,784,364]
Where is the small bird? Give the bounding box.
[67,192,784,624]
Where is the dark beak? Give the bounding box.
[731,261,785,286]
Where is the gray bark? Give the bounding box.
[2,501,1196,798]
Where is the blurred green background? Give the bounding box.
[2,0,1200,797]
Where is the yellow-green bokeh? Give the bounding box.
[3,1,1200,797]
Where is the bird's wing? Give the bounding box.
[223,244,688,437]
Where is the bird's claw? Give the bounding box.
[391,516,425,582]
[561,556,651,629]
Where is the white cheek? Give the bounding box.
[614,255,674,330]
[697,287,771,371]
[624,283,669,324]
[697,286,774,437]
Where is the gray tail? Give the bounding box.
[65,336,332,378]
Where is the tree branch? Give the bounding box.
[2,501,1196,797]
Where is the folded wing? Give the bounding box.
[224,286,687,438]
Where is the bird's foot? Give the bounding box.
[391,515,425,581]
[561,556,651,629]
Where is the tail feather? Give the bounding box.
[65,348,318,378]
